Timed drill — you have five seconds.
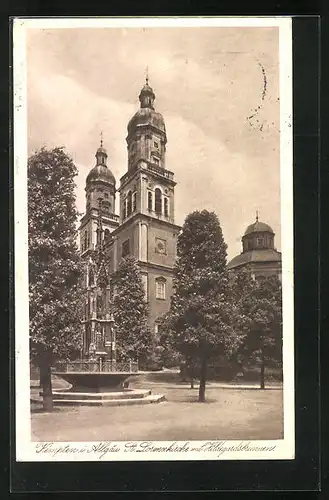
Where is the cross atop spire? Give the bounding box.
[256,210,259,222]
[100,130,103,148]
[145,66,149,85]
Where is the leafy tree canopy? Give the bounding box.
[112,255,152,362]
[28,147,83,365]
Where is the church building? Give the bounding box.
[79,78,181,348]
[227,215,282,280]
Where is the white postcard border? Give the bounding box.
[13,16,294,462]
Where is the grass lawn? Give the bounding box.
[31,373,283,442]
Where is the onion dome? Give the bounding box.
[127,77,166,138]
[139,80,155,109]
[86,139,116,186]
[86,165,116,185]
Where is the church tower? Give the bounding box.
[114,78,181,334]
[79,138,119,257]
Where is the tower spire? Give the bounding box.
[95,133,107,166]
[256,210,259,222]
[139,69,155,109]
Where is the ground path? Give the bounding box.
[31,374,283,442]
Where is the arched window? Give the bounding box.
[127,191,132,216]
[155,188,162,214]
[88,266,94,286]
[155,277,166,300]
[148,191,153,211]
[84,231,88,251]
[256,275,265,281]
[154,320,163,336]
[122,239,130,257]
[102,201,110,214]
[132,192,137,212]
[164,197,169,217]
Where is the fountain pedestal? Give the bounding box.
[49,362,165,407]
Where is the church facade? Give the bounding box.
[79,79,181,356]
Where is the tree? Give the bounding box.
[230,271,283,389]
[226,267,257,377]
[246,275,282,388]
[28,147,83,411]
[164,210,244,402]
[112,256,152,365]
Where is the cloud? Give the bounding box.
[26,26,281,261]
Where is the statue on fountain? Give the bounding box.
[82,198,116,370]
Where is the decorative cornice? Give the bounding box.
[137,260,175,273]
[111,212,181,235]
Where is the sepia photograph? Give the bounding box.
[14,17,294,461]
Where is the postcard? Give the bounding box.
[13,16,294,462]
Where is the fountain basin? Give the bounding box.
[53,371,137,393]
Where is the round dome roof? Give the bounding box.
[127,107,166,137]
[86,165,115,185]
[96,145,107,155]
[243,220,274,236]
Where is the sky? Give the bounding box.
[26,25,281,261]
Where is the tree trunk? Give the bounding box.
[190,363,194,389]
[198,357,207,402]
[39,359,53,412]
[260,351,265,390]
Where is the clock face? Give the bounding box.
[155,238,166,254]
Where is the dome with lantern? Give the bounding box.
[227,214,281,278]
[127,78,166,139]
[86,140,116,186]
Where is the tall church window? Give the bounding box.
[122,239,130,258]
[155,277,166,300]
[155,188,162,214]
[127,190,132,216]
[257,237,264,247]
[132,192,137,212]
[153,157,160,166]
[104,229,110,240]
[123,199,127,219]
[148,191,153,211]
[84,231,88,251]
[164,197,169,217]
